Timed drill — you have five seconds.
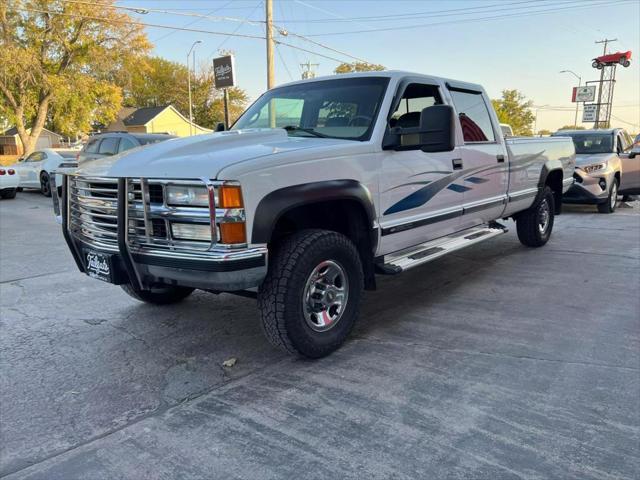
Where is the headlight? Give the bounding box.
[171,223,216,241]
[582,162,606,174]
[166,185,210,206]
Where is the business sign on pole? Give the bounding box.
[572,86,596,103]
[582,104,598,122]
[213,55,235,89]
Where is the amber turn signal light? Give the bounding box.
[220,222,246,244]
[218,185,243,208]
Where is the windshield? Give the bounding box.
[232,77,390,141]
[556,133,614,154]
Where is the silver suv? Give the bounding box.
[78,132,176,163]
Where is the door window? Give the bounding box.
[389,83,442,147]
[98,137,119,155]
[118,138,137,153]
[84,138,100,154]
[449,89,496,143]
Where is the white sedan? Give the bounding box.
[0,166,19,199]
[11,149,77,197]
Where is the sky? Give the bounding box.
[117,0,640,133]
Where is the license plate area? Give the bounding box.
[84,250,114,283]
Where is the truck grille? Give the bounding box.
[67,177,119,252]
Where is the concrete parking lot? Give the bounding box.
[1,191,639,480]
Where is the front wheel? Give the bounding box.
[120,284,194,304]
[516,186,555,247]
[258,229,364,358]
[597,178,618,214]
[40,172,51,197]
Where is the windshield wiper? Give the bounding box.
[282,125,330,138]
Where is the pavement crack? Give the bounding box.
[0,270,74,284]
[353,336,640,372]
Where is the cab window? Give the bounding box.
[25,152,45,162]
[449,89,496,143]
[389,83,442,147]
[118,138,137,153]
[98,137,119,156]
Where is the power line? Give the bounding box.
[152,0,237,43]
[303,0,635,37]
[11,7,267,40]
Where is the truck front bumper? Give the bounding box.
[54,175,268,292]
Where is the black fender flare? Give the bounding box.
[537,161,564,214]
[251,180,377,247]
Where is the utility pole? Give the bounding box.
[560,70,582,127]
[265,0,275,90]
[265,0,275,128]
[595,38,617,56]
[300,61,319,80]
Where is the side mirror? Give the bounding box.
[17,156,25,162]
[215,122,225,132]
[629,151,637,159]
[384,105,455,152]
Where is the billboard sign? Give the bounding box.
[572,85,596,103]
[213,55,235,89]
[582,104,598,122]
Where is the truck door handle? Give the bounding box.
[452,158,463,170]
[497,155,505,163]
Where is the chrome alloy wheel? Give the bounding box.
[538,198,550,235]
[303,260,349,332]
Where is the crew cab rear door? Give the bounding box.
[378,80,463,255]
[446,83,509,227]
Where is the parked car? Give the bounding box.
[53,71,575,358]
[11,149,77,197]
[553,128,640,211]
[0,167,19,199]
[78,132,176,163]
[592,51,632,69]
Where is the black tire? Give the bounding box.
[40,171,51,197]
[120,284,194,305]
[257,229,364,358]
[597,178,618,214]
[516,186,555,247]
[1,188,17,199]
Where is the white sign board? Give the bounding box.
[582,104,598,122]
[572,85,596,103]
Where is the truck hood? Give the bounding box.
[575,153,615,166]
[76,129,353,179]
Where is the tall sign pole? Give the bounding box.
[593,38,617,129]
[213,55,236,130]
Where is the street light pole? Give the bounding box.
[560,70,582,128]
[187,40,202,136]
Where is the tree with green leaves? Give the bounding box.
[334,62,385,74]
[491,90,535,136]
[117,56,248,129]
[0,0,150,154]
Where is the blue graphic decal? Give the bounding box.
[464,176,489,184]
[447,184,471,193]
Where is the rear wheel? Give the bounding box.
[597,178,618,214]
[120,284,194,304]
[516,186,555,247]
[258,229,363,358]
[40,172,51,197]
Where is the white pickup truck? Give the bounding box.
[53,71,575,358]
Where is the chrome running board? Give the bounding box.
[380,223,508,273]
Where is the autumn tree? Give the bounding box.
[334,62,385,74]
[0,0,150,154]
[118,56,248,129]
[491,90,535,136]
